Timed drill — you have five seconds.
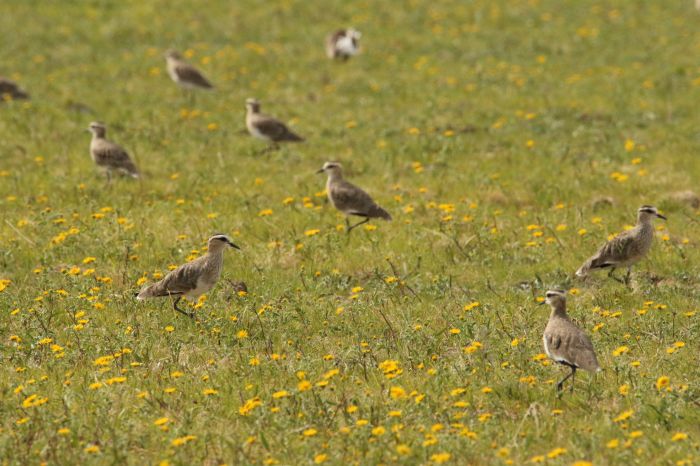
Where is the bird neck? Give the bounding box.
[549,303,568,319]
[636,213,653,227]
[327,171,343,182]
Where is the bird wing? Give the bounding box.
[253,116,302,141]
[174,63,213,88]
[589,229,637,267]
[93,141,138,174]
[567,331,599,371]
[139,259,202,297]
[330,180,377,216]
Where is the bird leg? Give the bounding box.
[607,267,624,284]
[172,296,194,318]
[346,217,369,234]
[624,267,632,286]
[556,365,577,392]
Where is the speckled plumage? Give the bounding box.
[137,235,239,317]
[542,290,600,392]
[245,98,303,144]
[576,205,666,283]
[318,162,391,233]
[88,122,139,181]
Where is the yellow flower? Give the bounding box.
[547,448,566,459]
[671,432,688,442]
[57,427,70,435]
[618,384,630,396]
[171,435,196,446]
[303,428,318,437]
[304,229,320,236]
[371,426,385,436]
[202,388,218,396]
[607,438,619,449]
[396,444,411,455]
[314,454,328,464]
[154,417,169,426]
[612,346,629,356]
[298,380,312,392]
[236,330,249,339]
[655,376,670,391]
[272,390,289,399]
[430,452,451,464]
[613,410,634,422]
[84,445,100,454]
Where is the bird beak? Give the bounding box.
[538,300,546,306]
[227,241,240,250]
[316,168,325,174]
[656,213,667,220]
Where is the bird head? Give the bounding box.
[208,234,240,252]
[245,98,261,113]
[638,205,666,221]
[88,121,107,137]
[164,49,182,60]
[316,161,343,175]
[542,289,567,308]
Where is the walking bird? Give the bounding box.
[245,98,303,148]
[541,290,601,392]
[0,77,29,101]
[88,122,139,182]
[165,49,214,90]
[136,234,240,318]
[317,162,391,233]
[326,28,361,60]
[576,205,666,285]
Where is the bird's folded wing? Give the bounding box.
[331,182,375,214]
[150,262,201,296]
[253,117,290,139]
[175,64,212,88]
[94,143,131,164]
[591,231,635,266]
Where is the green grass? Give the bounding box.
[1,0,699,464]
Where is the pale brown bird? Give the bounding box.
[541,290,601,392]
[245,98,303,147]
[165,49,214,90]
[0,77,29,101]
[317,162,391,233]
[87,122,139,182]
[325,28,361,60]
[576,205,666,285]
[137,235,240,318]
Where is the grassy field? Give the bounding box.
[1,0,699,464]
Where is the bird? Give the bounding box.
[136,234,240,318]
[0,77,29,101]
[164,49,214,91]
[325,28,361,60]
[245,98,304,148]
[317,162,392,233]
[576,205,667,285]
[87,122,139,183]
[541,289,601,393]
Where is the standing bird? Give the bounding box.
[541,290,601,393]
[164,49,214,100]
[317,162,391,233]
[0,77,29,101]
[576,205,667,285]
[88,122,139,183]
[325,28,361,61]
[245,98,304,148]
[136,234,240,318]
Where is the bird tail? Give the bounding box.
[283,131,304,142]
[369,205,392,221]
